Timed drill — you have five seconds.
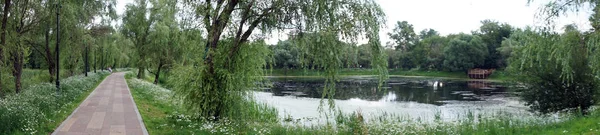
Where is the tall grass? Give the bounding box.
[267,108,599,135]
[1,69,77,95]
[0,71,110,134]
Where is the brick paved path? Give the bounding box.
[53,72,148,135]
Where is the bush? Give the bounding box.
[0,71,109,134]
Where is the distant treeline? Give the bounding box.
[269,20,514,72]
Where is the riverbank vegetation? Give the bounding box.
[128,70,600,134]
[1,0,600,134]
[98,0,600,134]
[267,69,510,81]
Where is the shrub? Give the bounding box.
[0,71,109,134]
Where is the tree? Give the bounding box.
[167,0,387,120]
[419,28,439,40]
[272,40,301,69]
[509,26,598,114]
[416,35,447,70]
[4,0,47,93]
[388,21,417,51]
[498,28,532,60]
[357,44,371,68]
[474,20,513,69]
[385,49,401,69]
[517,0,600,114]
[121,0,153,79]
[442,33,487,72]
[147,0,181,85]
[340,43,359,68]
[0,0,11,95]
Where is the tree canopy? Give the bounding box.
[442,33,488,72]
[149,0,389,120]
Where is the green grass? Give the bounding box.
[267,69,511,81]
[127,78,191,135]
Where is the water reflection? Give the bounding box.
[253,77,532,125]
[267,77,514,106]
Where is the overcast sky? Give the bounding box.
[115,0,593,45]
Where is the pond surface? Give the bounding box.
[254,76,535,124]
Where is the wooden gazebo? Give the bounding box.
[468,69,494,79]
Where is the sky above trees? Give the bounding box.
[115,0,593,45]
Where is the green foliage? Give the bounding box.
[498,28,532,60]
[127,73,278,134]
[509,27,599,114]
[271,40,302,69]
[474,20,513,69]
[417,35,447,70]
[357,44,372,68]
[0,71,109,134]
[121,0,153,79]
[168,40,271,121]
[419,28,439,40]
[442,33,488,72]
[161,0,388,120]
[388,21,417,51]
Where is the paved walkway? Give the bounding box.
[53,72,148,135]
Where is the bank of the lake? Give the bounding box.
[126,71,599,134]
[267,69,511,81]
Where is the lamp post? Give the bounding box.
[55,0,61,92]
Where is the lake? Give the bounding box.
[254,76,537,124]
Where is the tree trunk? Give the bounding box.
[137,66,144,79]
[101,48,104,71]
[198,0,239,120]
[0,0,13,95]
[153,60,163,84]
[10,47,23,93]
[44,19,56,82]
[84,44,88,76]
[94,49,96,73]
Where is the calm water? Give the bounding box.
[254,76,534,124]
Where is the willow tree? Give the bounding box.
[169,0,387,120]
[3,0,47,93]
[509,0,600,113]
[121,0,152,79]
[147,0,181,84]
[527,0,600,75]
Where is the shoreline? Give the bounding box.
[265,75,507,82]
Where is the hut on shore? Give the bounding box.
[468,69,494,79]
